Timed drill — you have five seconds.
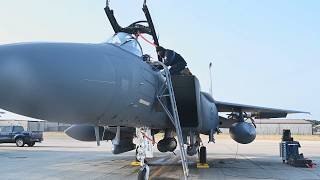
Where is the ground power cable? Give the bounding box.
[234,143,239,160]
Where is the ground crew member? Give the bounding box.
[156,46,190,75]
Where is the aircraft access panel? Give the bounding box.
[171,75,199,128]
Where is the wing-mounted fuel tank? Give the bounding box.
[65,124,115,141]
[229,121,256,144]
[219,115,257,144]
[171,75,219,134]
[219,112,256,144]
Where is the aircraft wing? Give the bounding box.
[215,100,309,118]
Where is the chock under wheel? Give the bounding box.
[196,163,209,168]
[131,161,141,166]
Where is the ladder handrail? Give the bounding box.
[151,61,189,179]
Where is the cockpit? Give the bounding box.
[107,32,143,57]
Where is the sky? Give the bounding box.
[0,0,319,120]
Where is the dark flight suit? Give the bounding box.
[163,49,187,75]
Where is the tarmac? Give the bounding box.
[0,133,319,180]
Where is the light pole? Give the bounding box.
[209,62,213,96]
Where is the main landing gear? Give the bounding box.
[197,146,209,168]
[186,131,209,168]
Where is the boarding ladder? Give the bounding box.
[151,61,189,179]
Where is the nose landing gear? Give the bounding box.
[186,131,209,168]
[137,164,150,180]
[135,127,153,180]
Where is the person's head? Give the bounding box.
[156,46,166,58]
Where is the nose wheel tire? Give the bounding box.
[15,138,25,147]
[135,147,147,164]
[199,146,207,164]
[138,164,150,180]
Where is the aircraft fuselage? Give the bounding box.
[0,42,172,128]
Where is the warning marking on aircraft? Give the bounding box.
[139,99,151,106]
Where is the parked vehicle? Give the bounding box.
[0,125,43,147]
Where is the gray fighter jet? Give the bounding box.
[0,1,307,178]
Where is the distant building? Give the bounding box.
[254,119,313,135]
[220,119,314,135]
[0,110,45,131]
[44,122,70,132]
[0,110,70,132]
[313,125,320,135]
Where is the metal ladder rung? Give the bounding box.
[152,61,189,179]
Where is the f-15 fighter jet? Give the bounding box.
[0,1,307,178]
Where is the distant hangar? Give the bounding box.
[0,110,45,131]
[254,119,313,135]
[221,119,313,135]
[0,110,69,132]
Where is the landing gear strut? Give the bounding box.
[187,131,200,156]
[138,165,150,180]
[196,146,209,168]
[135,127,153,180]
[199,146,207,164]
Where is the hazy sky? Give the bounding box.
[0,0,319,120]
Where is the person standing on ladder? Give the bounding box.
[156,46,191,75]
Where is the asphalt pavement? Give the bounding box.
[0,133,319,180]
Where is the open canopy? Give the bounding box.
[107,32,143,57]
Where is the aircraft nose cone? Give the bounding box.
[0,45,36,114]
[0,43,116,122]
